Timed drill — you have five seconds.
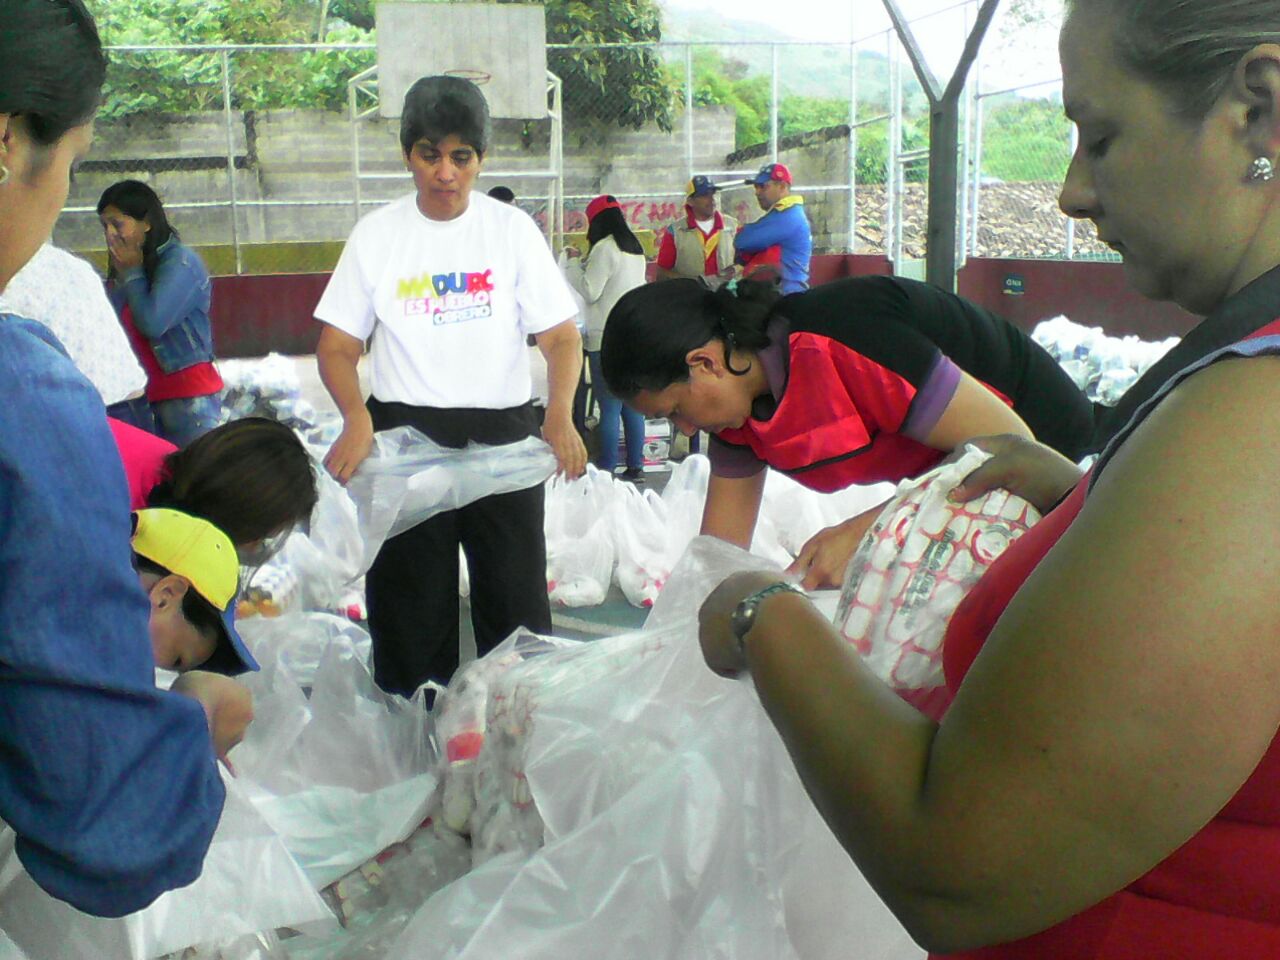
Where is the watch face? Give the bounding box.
[730,601,755,641]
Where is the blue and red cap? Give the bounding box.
[746,162,793,186]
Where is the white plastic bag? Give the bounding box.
[834,448,1040,719]
[610,481,671,606]
[544,465,617,607]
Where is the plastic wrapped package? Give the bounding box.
[834,449,1040,720]
[432,632,582,854]
[230,618,440,890]
[544,465,617,607]
[386,538,924,960]
[0,771,335,960]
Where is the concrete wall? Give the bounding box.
[53,105,741,259]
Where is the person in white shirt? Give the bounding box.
[566,194,649,480]
[314,75,586,695]
[0,242,149,419]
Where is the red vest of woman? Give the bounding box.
[716,332,1013,492]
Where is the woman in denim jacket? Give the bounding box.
[99,180,223,445]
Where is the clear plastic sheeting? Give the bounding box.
[389,538,925,960]
[1032,315,1178,406]
[0,772,335,960]
[249,428,558,612]
[342,427,558,575]
[232,616,440,890]
[835,449,1041,720]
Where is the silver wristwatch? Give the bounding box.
[729,581,804,654]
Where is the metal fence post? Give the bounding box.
[887,35,901,266]
[685,45,695,180]
[770,44,780,162]
[220,50,243,275]
[970,60,985,257]
[848,40,858,255]
[1065,123,1078,259]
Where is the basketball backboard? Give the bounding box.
[375,2,549,120]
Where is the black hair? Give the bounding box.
[96,180,178,285]
[400,75,491,157]
[147,417,318,549]
[487,185,515,203]
[0,0,105,148]
[134,554,225,653]
[600,279,782,397]
[587,200,645,256]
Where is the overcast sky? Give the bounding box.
[661,0,1064,92]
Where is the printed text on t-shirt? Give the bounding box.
[398,269,496,325]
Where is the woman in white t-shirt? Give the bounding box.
[566,195,648,480]
[313,75,586,696]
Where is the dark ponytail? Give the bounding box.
[601,278,781,397]
[587,201,645,256]
[0,0,105,146]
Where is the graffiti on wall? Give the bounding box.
[536,197,758,233]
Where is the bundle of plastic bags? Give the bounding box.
[1032,314,1178,406]
[218,353,340,448]
[389,538,924,960]
[834,449,1041,720]
[554,454,895,608]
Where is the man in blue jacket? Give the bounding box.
[734,162,812,294]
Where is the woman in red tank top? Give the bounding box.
[694,2,1280,957]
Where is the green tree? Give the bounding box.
[96,0,372,117]
[979,96,1070,182]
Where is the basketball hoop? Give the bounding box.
[443,68,493,86]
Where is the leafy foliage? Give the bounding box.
[96,0,373,117]
[979,96,1071,182]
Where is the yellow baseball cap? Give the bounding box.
[132,508,257,674]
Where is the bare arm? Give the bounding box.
[701,357,1280,952]
[920,370,1033,451]
[699,469,767,549]
[316,323,371,483]
[535,319,587,478]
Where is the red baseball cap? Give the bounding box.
[585,194,622,223]
[746,162,792,186]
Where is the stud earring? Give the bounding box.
[1249,156,1275,182]
[0,163,8,186]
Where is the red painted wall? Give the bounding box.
[957,258,1198,340]
[210,257,1199,358]
[211,273,329,358]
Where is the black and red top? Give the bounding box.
[710,276,1094,492]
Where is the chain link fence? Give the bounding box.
[968,76,1119,263]
[52,29,1100,276]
